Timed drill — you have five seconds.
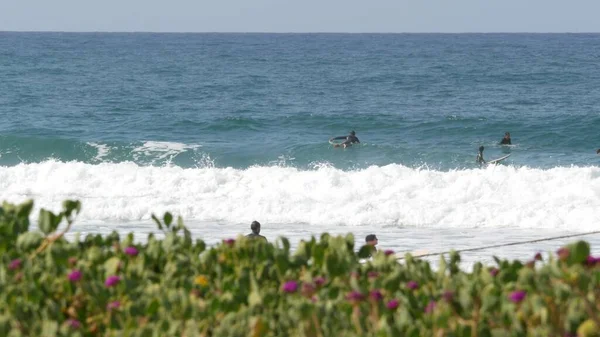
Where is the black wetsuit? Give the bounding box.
[332,135,360,146]
[500,138,511,145]
[246,233,267,241]
[476,152,485,164]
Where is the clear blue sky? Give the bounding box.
[1,0,599,33]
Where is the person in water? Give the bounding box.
[365,234,378,253]
[246,220,267,241]
[500,132,512,145]
[330,131,360,148]
[476,146,486,164]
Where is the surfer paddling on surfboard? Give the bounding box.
[329,130,360,148]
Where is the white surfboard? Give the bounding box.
[488,153,511,164]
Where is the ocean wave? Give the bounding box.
[1,160,599,230]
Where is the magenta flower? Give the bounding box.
[223,238,235,246]
[442,290,454,302]
[105,275,121,287]
[367,271,379,279]
[370,289,383,301]
[282,281,298,293]
[384,249,395,256]
[489,268,499,277]
[314,276,326,286]
[425,300,436,313]
[68,269,82,282]
[124,246,138,256]
[585,256,599,266]
[67,319,81,329]
[407,281,419,290]
[387,299,399,310]
[508,290,526,303]
[8,259,21,270]
[107,300,121,310]
[346,291,364,302]
[557,247,570,261]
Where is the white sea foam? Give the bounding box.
[131,141,201,164]
[87,142,111,162]
[1,161,599,231]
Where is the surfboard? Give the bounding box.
[488,153,511,164]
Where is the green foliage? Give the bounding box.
[1,200,599,336]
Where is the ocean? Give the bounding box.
[1,32,599,266]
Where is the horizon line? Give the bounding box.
[1,30,600,34]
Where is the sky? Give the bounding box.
[1,0,599,33]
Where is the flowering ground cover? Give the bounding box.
[1,200,599,336]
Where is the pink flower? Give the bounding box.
[386,299,399,310]
[124,246,138,256]
[9,259,21,270]
[557,247,570,261]
[107,300,120,310]
[68,270,82,282]
[367,271,379,279]
[314,276,326,286]
[407,281,419,290]
[442,290,454,302]
[508,290,526,303]
[282,281,298,293]
[425,300,436,313]
[489,268,499,277]
[370,289,383,301]
[67,319,81,329]
[105,275,121,287]
[223,239,235,246]
[384,250,395,256]
[346,291,364,302]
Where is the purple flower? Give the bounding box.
[384,250,395,256]
[282,281,298,293]
[508,290,526,303]
[346,291,364,302]
[386,299,399,310]
[557,247,570,261]
[223,238,235,246]
[442,290,454,302]
[124,246,138,256]
[425,300,436,313]
[534,252,543,261]
[8,259,21,271]
[367,271,379,279]
[68,269,82,282]
[107,300,121,310]
[314,276,326,286]
[370,289,383,301]
[67,319,81,329]
[585,256,599,266]
[105,275,121,287]
[407,281,419,290]
[489,268,499,277]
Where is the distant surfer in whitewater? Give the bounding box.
[476,146,486,164]
[330,130,360,148]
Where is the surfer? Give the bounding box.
[476,146,486,164]
[365,234,378,253]
[330,131,360,148]
[246,221,267,241]
[500,132,511,145]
